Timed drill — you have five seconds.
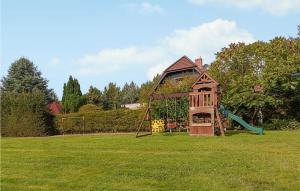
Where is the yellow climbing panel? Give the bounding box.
[151,119,165,133]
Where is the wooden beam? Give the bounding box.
[136,107,150,137]
[136,98,153,138]
[150,92,189,100]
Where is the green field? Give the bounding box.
[1,131,300,191]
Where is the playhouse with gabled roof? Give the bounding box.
[188,68,224,136]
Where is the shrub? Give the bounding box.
[1,91,56,137]
[55,108,149,134]
[263,119,300,130]
[79,104,102,113]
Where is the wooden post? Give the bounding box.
[175,97,177,124]
[136,107,150,137]
[61,118,65,136]
[149,98,152,135]
[136,98,153,138]
[199,94,202,107]
[82,116,85,135]
[216,108,225,136]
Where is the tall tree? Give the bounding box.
[49,89,59,102]
[62,76,85,113]
[85,86,102,105]
[139,74,161,104]
[102,82,121,110]
[121,81,139,105]
[209,36,300,124]
[1,57,53,102]
[1,58,56,136]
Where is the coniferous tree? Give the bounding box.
[61,76,85,113]
[102,82,121,110]
[1,58,56,136]
[121,81,139,105]
[85,86,102,106]
[49,89,59,102]
[1,57,53,102]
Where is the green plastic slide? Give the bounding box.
[219,105,264,135]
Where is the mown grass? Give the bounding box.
[1,130,300,191]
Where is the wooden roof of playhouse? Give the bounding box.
[192,71,219,90]
[150,56,218,100]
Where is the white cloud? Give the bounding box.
[126,2,164,14]
[75,19,255,80]
[78,46,165,66]
[189,0,300,15]
[163,18,255,62]
[76,46,168,77]
[49,57,61,66]
[141,2,164,13]
[147,61,170,80]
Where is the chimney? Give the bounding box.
[195,57,203,70]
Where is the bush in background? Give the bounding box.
[1,91,56,137]
[263,119,300,130]
[79,104,102,113]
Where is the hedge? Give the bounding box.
[263,119,300,130]
[55,108,149,134]
[1,91,56,137]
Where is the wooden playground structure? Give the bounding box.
[136,56,225,137]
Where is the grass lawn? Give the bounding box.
[1,130,300,191]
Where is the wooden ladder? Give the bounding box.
[216,108,225,136]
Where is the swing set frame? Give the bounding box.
[136,93,190,137]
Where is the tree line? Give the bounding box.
[0,57,158,136]
[61,75,146,113]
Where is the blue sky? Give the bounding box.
[1,0,299,98]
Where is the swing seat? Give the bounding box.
[167,122,176,129]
